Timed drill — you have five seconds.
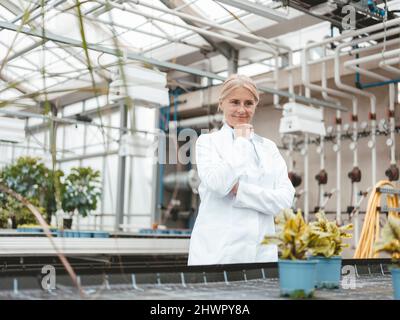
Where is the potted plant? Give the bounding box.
[308,211,353,289]
[262,209,318,298]
[0,156,62,225]
[374,214,400,300]
[0,195,40,228]
[61,167,101,230]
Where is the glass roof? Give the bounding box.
[0,0,332,113]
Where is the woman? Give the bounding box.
[188,74,295,266]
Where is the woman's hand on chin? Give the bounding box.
[234,123,253,139]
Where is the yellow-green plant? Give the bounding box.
[308,211,353,258]
[262,209,311,260]
[375,215,400,266]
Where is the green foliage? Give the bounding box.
[262,209,353,260]
[281,289,314,299]
[62,167,101,218]
[375,215,400,265]
[0,195,43,228]
[262,209,311,260]
[0,157,50,200]
[0,209,8,228]
[308,211,353,258]
[0,156,101,228]
[0,157,61,223]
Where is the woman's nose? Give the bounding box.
[238,104,246,113]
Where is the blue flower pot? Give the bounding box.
[391,267,400,300]
[79,231,92,238]
[278,259,317,298]
[310,256,342,289]
[92,231,109,238]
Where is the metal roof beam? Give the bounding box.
[0,20,347,111]
[159,0,238,65]
[215,0,288,23]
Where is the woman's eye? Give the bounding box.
[230,100,240,105]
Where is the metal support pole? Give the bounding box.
[303,133,309,222]
[115,101,128,231]
[227,49,239,75]
[152,108,162,226]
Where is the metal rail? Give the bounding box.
[0,20,347,111]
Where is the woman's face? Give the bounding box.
[219,87,257,127]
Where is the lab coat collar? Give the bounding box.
[218,121,268,169]
[221,121,255,141]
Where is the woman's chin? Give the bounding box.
[232,118,249,125]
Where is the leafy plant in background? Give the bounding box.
[62,167,101,218]
[308,211,353,258]
[0,196,44,228]
[375,214,400,267]
[262,209,312,260]
[0,157,101,228]
[0,157,61,225]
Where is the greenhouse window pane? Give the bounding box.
[63,101,83,117]
[147,19,191,38]
[46,11,111,45]
[0,30,36,52]
[28,76,60,90]
[63,124,86,151]
[58,53,87,71]
[191,0,242,21]
[238,63,273,77]
[134,106,156,131]
[98,8,148,30]
[84,95,108,112]
[119,30,161,50]
[27,117,46,126]
[0,4,16,20]
[276,21,330,51]
[0,87,24,101]
[5,55,38,72]
[4,64,35,79]
[133,2,189,27]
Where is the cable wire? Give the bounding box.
[354,180,399,258]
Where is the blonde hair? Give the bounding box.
[218,74,260,109]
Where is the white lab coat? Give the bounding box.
[188,123,295,265]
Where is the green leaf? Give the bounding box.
[375,215,400,263]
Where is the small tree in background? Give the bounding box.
[62,167,101,219]
[0,157,101,229]
[0,157,60,226]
